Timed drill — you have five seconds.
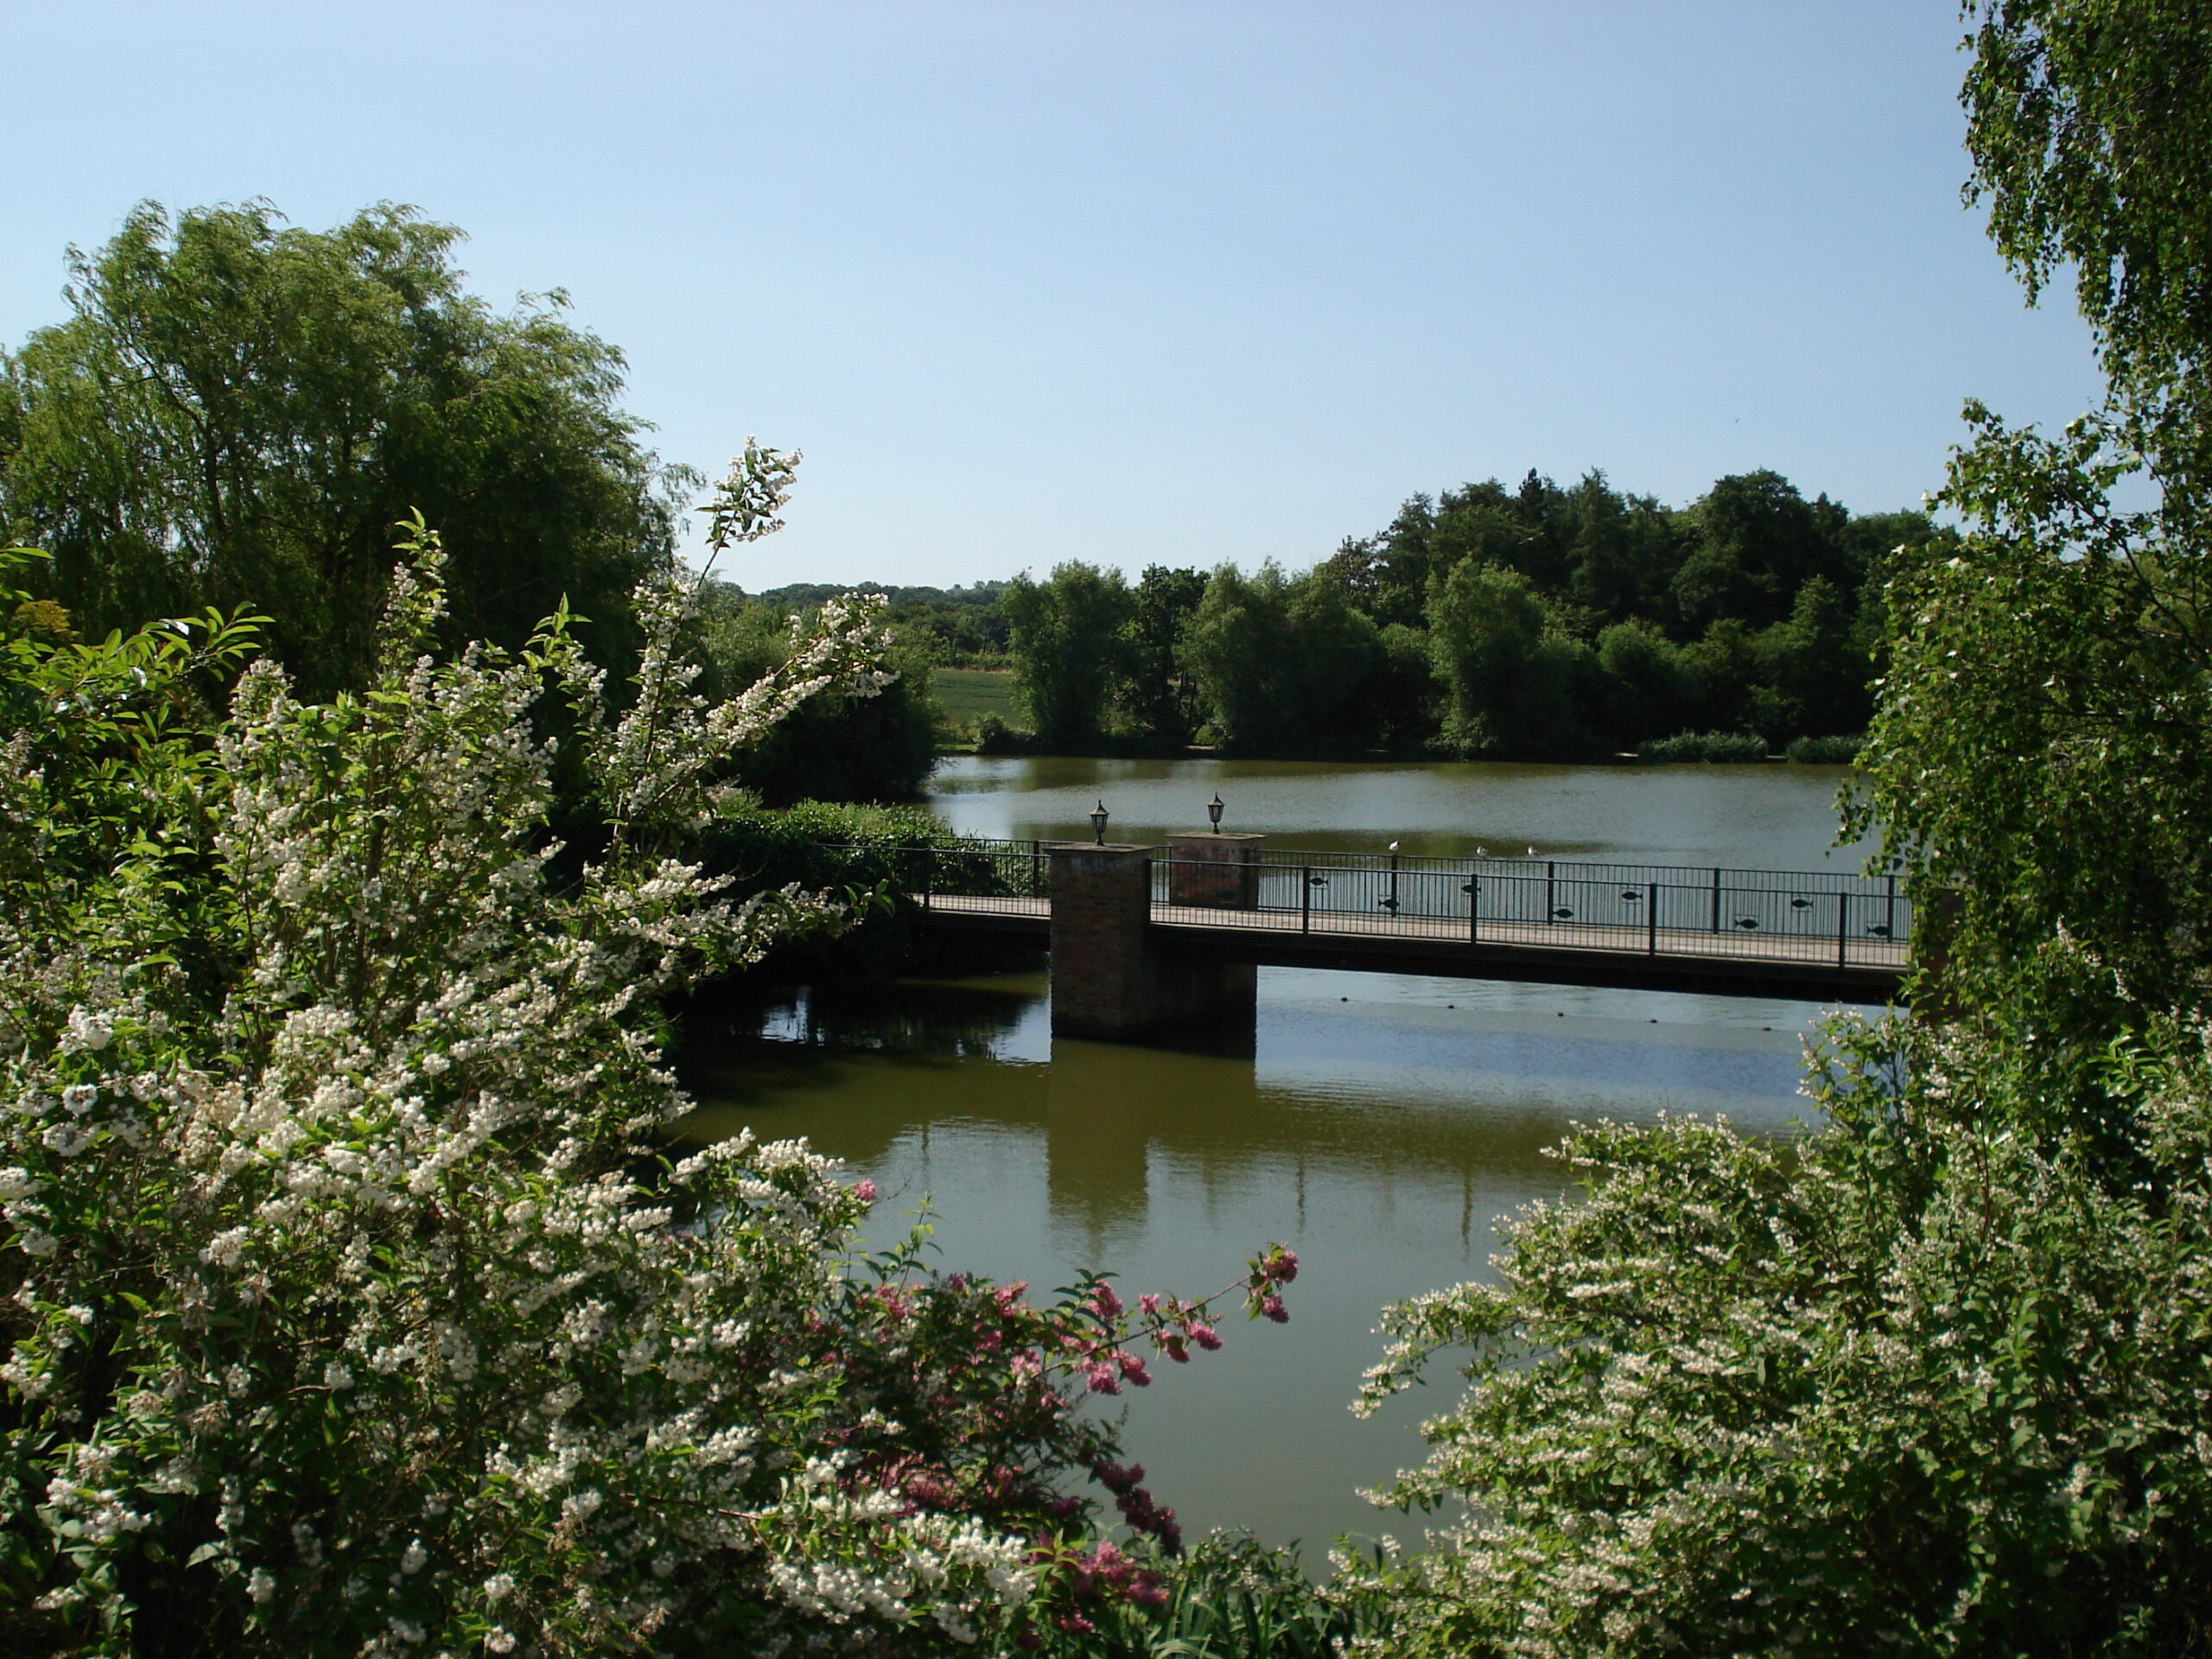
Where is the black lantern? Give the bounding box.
[1090,799,1109,845]
[1207,793,1225,833]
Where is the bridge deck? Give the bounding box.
[909,893,1908,1004]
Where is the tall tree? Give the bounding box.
[1962,0,2212,412]
[0,201,687,696]
[1858,0,2212,1041]
[1001,562,1134,749]
[1181,563,1381,755]
[1424,561,1583,758]
[1123,563,1207,746]
[1669,471,1852,634]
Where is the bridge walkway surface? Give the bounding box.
[889,837,1912,1007]
[910,891,1904,1003]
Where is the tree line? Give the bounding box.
[986,469,1931,760]
[1,202,1923,791]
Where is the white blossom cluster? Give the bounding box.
[0,521,1037,1656]
[1342,1014,2212,1656]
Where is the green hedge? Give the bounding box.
[1784,732,1865,764]
[697,799,1020,975]
[1635,729,1770,763]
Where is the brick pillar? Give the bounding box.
[1165,831,1264,907]
[1047,841,1259,1044]
[1048,843,1159,1039]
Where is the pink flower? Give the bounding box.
[1271,1248,1299,1283]
[1116,1351,1152,1387]
[1138,1292,1161,1316]
[1083,1360,1121,1395]
[1262,1294,1288,1324]
[1090,1459,1143,1494]
[1186,1322,1223,1351]
[853,1179,877,1203]
[1090,1282,1124,1320]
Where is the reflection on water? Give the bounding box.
[926,753,1869,870]
[680,964,1859,1556]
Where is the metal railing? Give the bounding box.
[871,837,1910,969]
[1150,855,1905,970]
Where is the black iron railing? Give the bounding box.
[861,837,1910,969]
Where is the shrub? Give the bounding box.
[1784,732,1864,765]
[1633,729,1769,763]
[973,713,1038,756]
[1351,1013,2212,1656]
[0,457,1295,1656]
[1014,1533,1396,1657]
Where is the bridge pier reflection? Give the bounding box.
[1043,1033,1264,1255]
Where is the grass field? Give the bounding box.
[930,667,1021,730]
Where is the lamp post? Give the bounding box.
[1207,793,1225,833]
[1090,799,1109,845]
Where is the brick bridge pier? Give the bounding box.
[1049,833,1264,1041]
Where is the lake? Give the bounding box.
[677,757,1888,1560]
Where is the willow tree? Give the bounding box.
[0,201,688,696]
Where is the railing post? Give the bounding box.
[921,845,933,911]
[1301,867,1313,935]
[1467,874,1479,943]
[1885,873,1897,943]
[1032,838,1043,897]
[1647,880,1658,954]
[1547,861,1556,922]
[1711,868,1722,933]
[1837,890,1849,968]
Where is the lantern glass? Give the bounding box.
[1207,792,1225,832]
[1090,799,1109,845]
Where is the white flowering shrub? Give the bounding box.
[0,461,1289,1657]
[1347,1010,2212,1656]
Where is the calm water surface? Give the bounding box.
[680,760,1885,1558]
[925,753,1870,869]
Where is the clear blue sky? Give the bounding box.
[5,1,2101,589]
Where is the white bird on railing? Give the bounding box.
[1527,845,1538,857]
[1476,845,1487,857]
[1388,840,1399,853]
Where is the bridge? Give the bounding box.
[881,833,1912,1042]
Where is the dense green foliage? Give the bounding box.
[959,469,1922,760]
[694,799,982,975]
[1000,564,1139,751]
[1012,1535,1392,1658]
[1341,8,2212,1652]
[1961,0,2212,413]
[0,202,690,699]
[1633,729,1770,764]
[1179,563,1384,756]
[751,580,1014,670]
[692,580,938,804]
[1353,1020,2212,1656]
